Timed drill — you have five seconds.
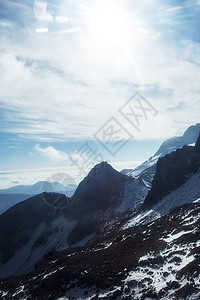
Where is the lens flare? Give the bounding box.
[33,1,47,21]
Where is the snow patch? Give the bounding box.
[162,230,194,243]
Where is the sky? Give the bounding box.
[0,0,200,188]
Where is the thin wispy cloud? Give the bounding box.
[167,6,182,13]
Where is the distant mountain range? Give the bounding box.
[0,181,77,214]
[0,180,76,195]
[0,123,200,299]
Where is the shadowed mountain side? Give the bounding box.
[67,162,127,245]
[143,134,200,209]
[0,163,128,278]
[0,193,69,266]
[69,162,127,215]
[0,194,34,215]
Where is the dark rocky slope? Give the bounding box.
[143,134,200,209]
[0,201,199,299]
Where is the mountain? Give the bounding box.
[1,125,200,299]
[0,194,34,215]
[0,181,77,215]
[0,181,75,195]
[143,134,200,209]
[65,162,129,245]
[70,162,126,214]
[122,123,200,177]
[0,193,73,278]
[125,137,200,229]
[0,200,200,299]
[154,123,200,157]
[0,163,130,278]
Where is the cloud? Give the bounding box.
[35,144,68,161]
[0,0,200,143]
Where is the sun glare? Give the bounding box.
[83,1,132,59]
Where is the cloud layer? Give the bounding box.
[0,0,200,144]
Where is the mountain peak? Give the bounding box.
[91,161,110,170]
[183,123,200,143]
[154,123,200,158]
[69,162,126,217]
[123,123,200,178]
[75,161,125,193]
[88,161,115,177]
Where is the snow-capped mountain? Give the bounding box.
[1,125,200,299]
[122,123,200,177]
[1,200,200,299]
[154,123,200,157]
[125,134,200,229]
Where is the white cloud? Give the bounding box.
[0,0,200,143]
[35,144,68,161]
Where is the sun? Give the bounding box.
[81,0,133,59]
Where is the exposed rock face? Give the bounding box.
[143,135,200,208]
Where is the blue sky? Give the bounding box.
[0,0,200,187]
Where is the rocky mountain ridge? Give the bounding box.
[0,124,200,299]
[143,134,200,209]
[122,123,200,177]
